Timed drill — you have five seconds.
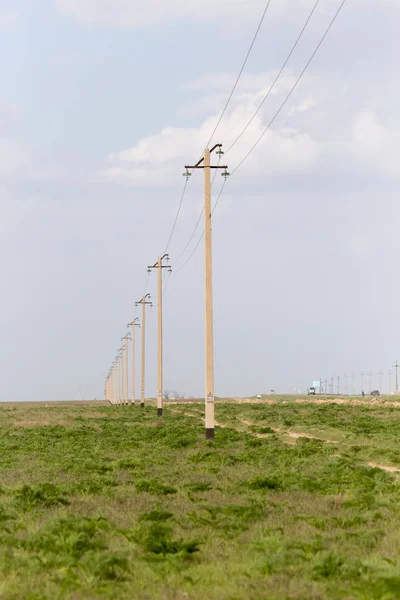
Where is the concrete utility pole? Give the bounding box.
[122,334,131,406]
[117,350,123,406]
[324,379,328,395]
[184,144,228,440]
[128,318,140,406]
[120,341,126,405]
[367,371,373,394]
[361,371,365,394]
[112,361,117,405]
[377,370,384,394]
[135,294,152,408]
[337,375,341,395]
[148,255,172,416]
[393,361,400,395]
[388,369,393,395]
[331,376,334,395]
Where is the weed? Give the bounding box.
[14,483,70,510]
[136,479,177,495]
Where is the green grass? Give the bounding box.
[0,401,400,598]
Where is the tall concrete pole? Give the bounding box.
[117,354,121,406]
[158,257,163,416]
[204,149,215,440]
[184,144,228,440]
[121,344,125,405]
[128,318,140,406]
[148,255,172,417]
[122,335,130,406]
[135,295,152,408]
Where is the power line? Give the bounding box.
[204,0,273,150]
[174,158,221,263]
[175,179,227,274]
[226,0,321,154]
[163,0,272,256]
[231,0,347,176]
[164,178,189,254]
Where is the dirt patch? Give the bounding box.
[367,462,400,473]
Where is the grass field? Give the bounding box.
[1,398,400,599]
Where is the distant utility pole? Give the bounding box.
[393,361,400,395]
[377,370,384,394]
[361,371,365,394]
[344,374,348,395]
[128,318,140,406]
[331,376,334,395]
[135,294,152,408]
[337,375,341,395]
[112,361,117,405]
[118,349,123,406]
[367,371,373,394]
[352,373,356,396]
[184,144,228,441]
[120,339,127,405]
[324,378,328,395]
[122,334,131,406]
[388,369,393,395]
[148,254,172,416]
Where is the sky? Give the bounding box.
[1,0,399,400]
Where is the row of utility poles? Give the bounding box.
[104,145,229,440]
[319,362,400,395]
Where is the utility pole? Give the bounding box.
[128,318,140,406]
[117,350,123,406]
[361,371,365,394]
[344,374,348,395]
[122,334,131,406]
[184,144,228,440]
[377,370,383,394]
[352,373,356,396]
[393,361,400,395]
[148,255,172,416]
[331,376,334,395]
[388,369,393,395]
[112,361,117,405]
[324,378,328,396]
[337,375,341,395]
[367,371,373,394]
[135,294,152,408]
[120,340,126,405]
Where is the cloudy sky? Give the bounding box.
[1,0,399,400]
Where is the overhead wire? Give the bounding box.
[204,0,273,150]
[174,156,221,263]
[171,0,347,273]
[162,0,273,262]
[231,0,347,176]
[164,177,189,254]
[226,0,321,154]
[174,179,227,274]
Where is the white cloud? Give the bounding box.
[56,0,399,30]
[100,68,400,187]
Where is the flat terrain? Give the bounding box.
[1,398,400,598]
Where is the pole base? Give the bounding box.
[157,408,163,417]
[141,403,145,409]
[205,428,215,441]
